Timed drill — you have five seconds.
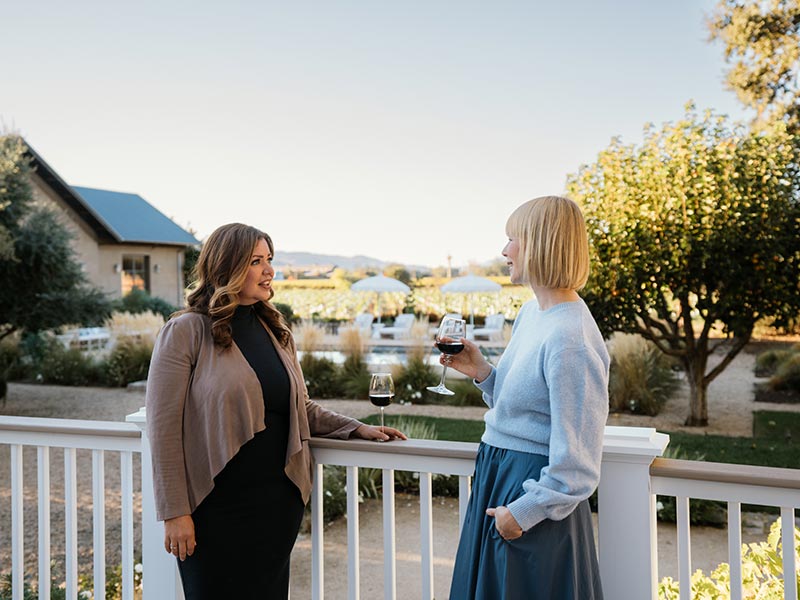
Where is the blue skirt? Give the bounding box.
[449,443,603,600]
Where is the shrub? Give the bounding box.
[446,378,485,407]
[300,354,343,399]
[38,342,103,386]
[273,301,296,324]
[105,310,164,346]
[336,326,371,399]
[607,333,679,416]
[768,354,800,393]
[111,288,178,320]
[755,349,795,377]
[391,354,438,405]
[658,518,800,599]
[293,320,326,353]
[0,335,22,391]
[104,337,154,387]
[339,355,371,399]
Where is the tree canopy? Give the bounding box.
[567,106,800,425]
[0,135,110,340]
[709,0,800,130]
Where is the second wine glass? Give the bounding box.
[369,372,394,439]
[427,316,466,396]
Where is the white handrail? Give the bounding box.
[4,414,800,600]
[650,458,800,600]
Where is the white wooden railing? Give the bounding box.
[0,416,140,600]
[1,414,799,600]
[650,458,800,600]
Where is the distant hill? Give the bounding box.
[273,251,428,272]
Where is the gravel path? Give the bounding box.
[0,343,795,588]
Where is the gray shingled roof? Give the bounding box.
[72,186,199,246]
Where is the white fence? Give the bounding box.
[0,414,798,600]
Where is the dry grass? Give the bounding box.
[106,310,164,346]
[410,317,432,343]
[293,319,327,352]
[338,326,367,360]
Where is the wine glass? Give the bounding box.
[369,372,395,439]
[427,316,466,396]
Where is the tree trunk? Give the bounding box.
[684,353,709,426]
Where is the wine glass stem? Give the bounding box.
[439,359,449,388]
[380,407,385,434]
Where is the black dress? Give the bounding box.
[177,305,305,599]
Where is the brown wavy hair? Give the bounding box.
[180,223,291,349]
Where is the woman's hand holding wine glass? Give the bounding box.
[427,317,467,395]
[436,337,493,383]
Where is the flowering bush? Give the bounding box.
[658,518,800,599]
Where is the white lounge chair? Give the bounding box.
[378,314,416,339]
[353,313,374,335]
[472,314,505,341]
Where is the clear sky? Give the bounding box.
[2,0,750,268]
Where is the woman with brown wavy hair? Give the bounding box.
[145,223,405,599]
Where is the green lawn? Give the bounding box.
[753,410,800,444]
[362,414,485,443]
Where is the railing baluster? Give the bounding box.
[346,466,359,600]
[93,450,106,600]
[676,496,691,600]
[121,451,134,599]
[781,507,797,600]
[727,501,743,600]
[458,475,471,532]
[382,469,396,600]
[11,444,24,600]
[311,463,324,600]
[64,448,78,600]
[419,472,434,600]
[37,446,51,600]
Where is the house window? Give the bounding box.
[121,254,150,295]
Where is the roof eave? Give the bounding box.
[24,141,120,244]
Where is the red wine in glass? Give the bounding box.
[436,341,464,355]
[369,394,394,407]
[369,373,394,438]
[428,316,467,395]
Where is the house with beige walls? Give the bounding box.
[24,141,199,307]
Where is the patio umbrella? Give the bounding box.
[351,275,411,323]
[440,275,502,325]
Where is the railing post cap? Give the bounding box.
[126,407,147,428]
[602,425,670,460]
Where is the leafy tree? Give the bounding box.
[708,0,800,130]
[384,264,412,285]
[0,136,31,260]
[183,243,200,287]
[0,135,111,341]
[567,106,800,426]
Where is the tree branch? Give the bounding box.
[705,334,750,386]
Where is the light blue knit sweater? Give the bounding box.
[476,298,610,532]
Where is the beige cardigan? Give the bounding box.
[145,312,361,521]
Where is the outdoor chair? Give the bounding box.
[378,314,416,339]
[353,312,374,335]
[471,314,505,341]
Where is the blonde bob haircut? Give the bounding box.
[505,195,590,290]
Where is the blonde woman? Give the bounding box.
[445,197,609,599]
[146,223,405,600]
